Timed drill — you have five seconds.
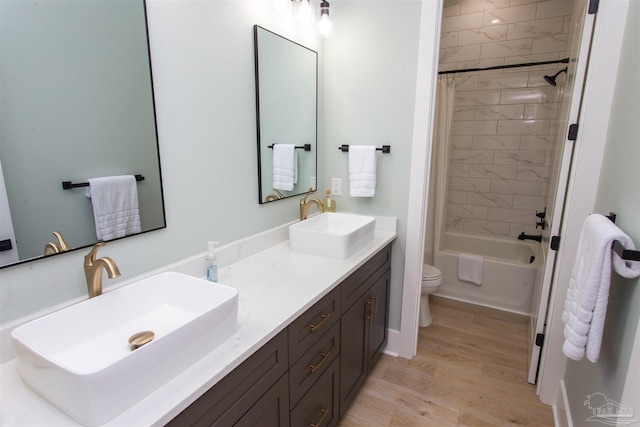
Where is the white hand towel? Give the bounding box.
[272,144,297,191]
[349,145,377,197]
[561,214,640,362]
[85,175,142,241]
[457,252,484,285]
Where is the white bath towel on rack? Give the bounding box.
[272,144,297,191]
[458,252,484,285]
[561,214,640,362]
[85,175,141,241]
[349,145,377,197]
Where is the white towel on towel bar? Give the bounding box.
[561,214,640,362]
[272,144,297,191]
[85,175,141,241]
[349,145,377,197]
[458,252,484,285]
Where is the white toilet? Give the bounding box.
[419,263,442,327]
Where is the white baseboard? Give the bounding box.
[552,380,572,427]
[383,328,401,357]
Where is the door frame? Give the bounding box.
[398,0,442,359]
[527,0,595,385]
[537,0,632,406]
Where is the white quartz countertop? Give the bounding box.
[0,222,396,427]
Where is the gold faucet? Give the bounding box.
[264,189,285,202]
[299,187,324,220]
[84,242,121,298]
[43,231,71,256]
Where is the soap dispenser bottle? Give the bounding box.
[322,189,336,212]
[205,241,219,282]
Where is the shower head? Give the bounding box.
[543,68,568,86]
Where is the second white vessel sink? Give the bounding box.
[289,212,376,258]
[11,272,238,426]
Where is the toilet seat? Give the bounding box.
[422,264,442,282]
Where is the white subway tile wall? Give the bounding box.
[439,0,572,237]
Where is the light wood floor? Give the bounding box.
[338,296,554,426]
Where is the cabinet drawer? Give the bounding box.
[288,286,340,364]
[341,244,391,313]
[166,330,288,427]
[289,321,340,409]
[290,357,340,427]
[234,373,290,427]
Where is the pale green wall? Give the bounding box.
[323,1,421,330]
[564,0,640,421]
[1,1,163,260]
[0,0,324,323]
[0,0,422,331]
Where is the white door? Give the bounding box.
[0,159,19,265]
[527,0,596,385]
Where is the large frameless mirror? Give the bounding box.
[0,0,165,269]
[254,25,318,204]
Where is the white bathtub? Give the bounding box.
[434,231,540,315]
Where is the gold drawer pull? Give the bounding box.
[309,313,330,332]
[309,351,330,373]
[310,408,328,427]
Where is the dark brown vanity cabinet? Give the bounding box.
[290,357,340,427]
[166,244,391,427]
[288,287,342,427]
[366,273,390,370]
[234,374,290,427]
[339,247,391,418]
[166,331,289,427]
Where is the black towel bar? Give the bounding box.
[338,144,391,153]
[605,212,640,261]
[267,144,311,151]
[612,240,640,262]
[62,174,145,190]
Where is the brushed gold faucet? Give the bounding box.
[264,189,285,202]
[84,242,121,298]
[299,187,324,220]
[43,231,71,256]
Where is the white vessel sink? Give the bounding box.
[11,272,238,426]
[289,212,376,259]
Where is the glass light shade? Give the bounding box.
[318,13,332,37]
[297,0,313,25]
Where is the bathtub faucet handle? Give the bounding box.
[535,207,547,229]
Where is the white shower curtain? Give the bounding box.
[424,74,456,265]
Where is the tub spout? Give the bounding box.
[518,232,542,243]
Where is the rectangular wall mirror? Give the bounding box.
[254,25,318,204]
[0,0,166,269]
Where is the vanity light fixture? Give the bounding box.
[317,0,332,37]
[297,0,314,26]
[290,0,331,35]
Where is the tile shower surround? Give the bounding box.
[438,0,572,237]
